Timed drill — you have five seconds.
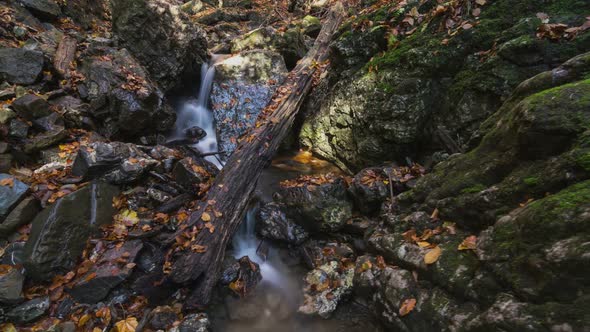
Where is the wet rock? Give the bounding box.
[69,240,143,303]
[23,182,119,280]
[0,174,29,220]
[49,95,91,129]
[5,296,50,324]
[149,306,178,330]
[257,202,308,245]
[300,241,355,269]
[348,167,392,214]
[33,112,64,132]
[0,107,16,124]
[1,242,25,266]
[177,313,210,332]
[220,256,262,297]
[23,127,67,153]
[111,0,207,91]
[172,157,213,190]
[8,118,30,139]
[62,0,109,29]
[11,94,52,120]
[18,0,62,20]
[0,196,40,238]
[0,266,24,304]
[299,260,355,318]
[367,231,426,271]
[301,15,321,37]
[0,48,44,85]
[0,154,12,173]
[72,141,159,184]
[79,47,175,138]
[277,177,352,233]
[211,50,287,157]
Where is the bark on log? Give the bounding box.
[53,36,77,78]
[169,3,345,308]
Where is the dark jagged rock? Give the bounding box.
[211,50,287,158]
[0,174,29,220]
[149,306,178,330]
[0,267,24,304]
[18,0,62,20]
[68,240,143,303]
[1,242,25,266]
[0,196,40,238]
[11,94,52,120]
[5,296,50,324]
[79,47,175,138]
[219,256,262,297]
[0,154,12,173]
[257,202,308,245]
[8,118,30,140]
[23,127,66,153]
[23,182,119,280]
[72,141,160,184]
[0,48,44,85]
[172,157,213,190]
[178,313,210,332]
[348,167,391,215]
[62,0,109,29]
[111,0,208,92]
[276,178,352,233]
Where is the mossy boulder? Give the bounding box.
[299,0,590,172]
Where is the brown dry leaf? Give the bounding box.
[475,0,486,5]
[115,317,138,332]
[201,212,211,222]
[191,244,207,253]
[424,246,442,265]
[0,177,14,188]
[78,313,92,327]
[205,222,215,233]
[399,298,417,316]
[458,235,477,250]
[417,241,430,248]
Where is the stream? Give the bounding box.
[173,58,381,331]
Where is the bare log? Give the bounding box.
[168,2,346,308]
[53,36,77,78]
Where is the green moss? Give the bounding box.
[461,183,487,194]
[523,177,539,186]
[574,150,590,171]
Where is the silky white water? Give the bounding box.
[172,56,224,168]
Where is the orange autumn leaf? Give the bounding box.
[115,317,138,332]
[424,246,442,265]
[399,298,417,316]
[0,177,14,188]
[201,212,211,222]
[458,235,477,250]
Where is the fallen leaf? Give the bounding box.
[0,177,14,188]
[115,317,138,332]
[201,212,211,222]
[475,0,486,5]
[399,298,417,316]
[424,246,442,265]
[417,241,430,248]
[458,235,477,250]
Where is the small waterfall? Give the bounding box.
[232,207,284,288]
[172,56,224,168]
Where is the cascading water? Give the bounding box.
[171,56,224,168]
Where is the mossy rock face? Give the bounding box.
[400,56,590,230]
[476,180,590,302]
[299,0,590,172]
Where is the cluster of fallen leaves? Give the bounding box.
[120,67,150,96]
[536,13,590,41]
[280,172,345,189]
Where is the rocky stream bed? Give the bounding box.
[0,0,590,331]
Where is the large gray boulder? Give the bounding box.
[18,0,62,20]
[211,50,287,157]
[23,182,119,280]
[0,48,44,85]
[111,0,207,91]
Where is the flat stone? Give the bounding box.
[0,48,44,85]
[18,0,62,19]
[5,296,50,324]
[0,196,40,238]
[11,94,52,120]
[0,174,29,219]
[0,267,25,304]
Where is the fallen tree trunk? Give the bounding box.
[168,3,345,308]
